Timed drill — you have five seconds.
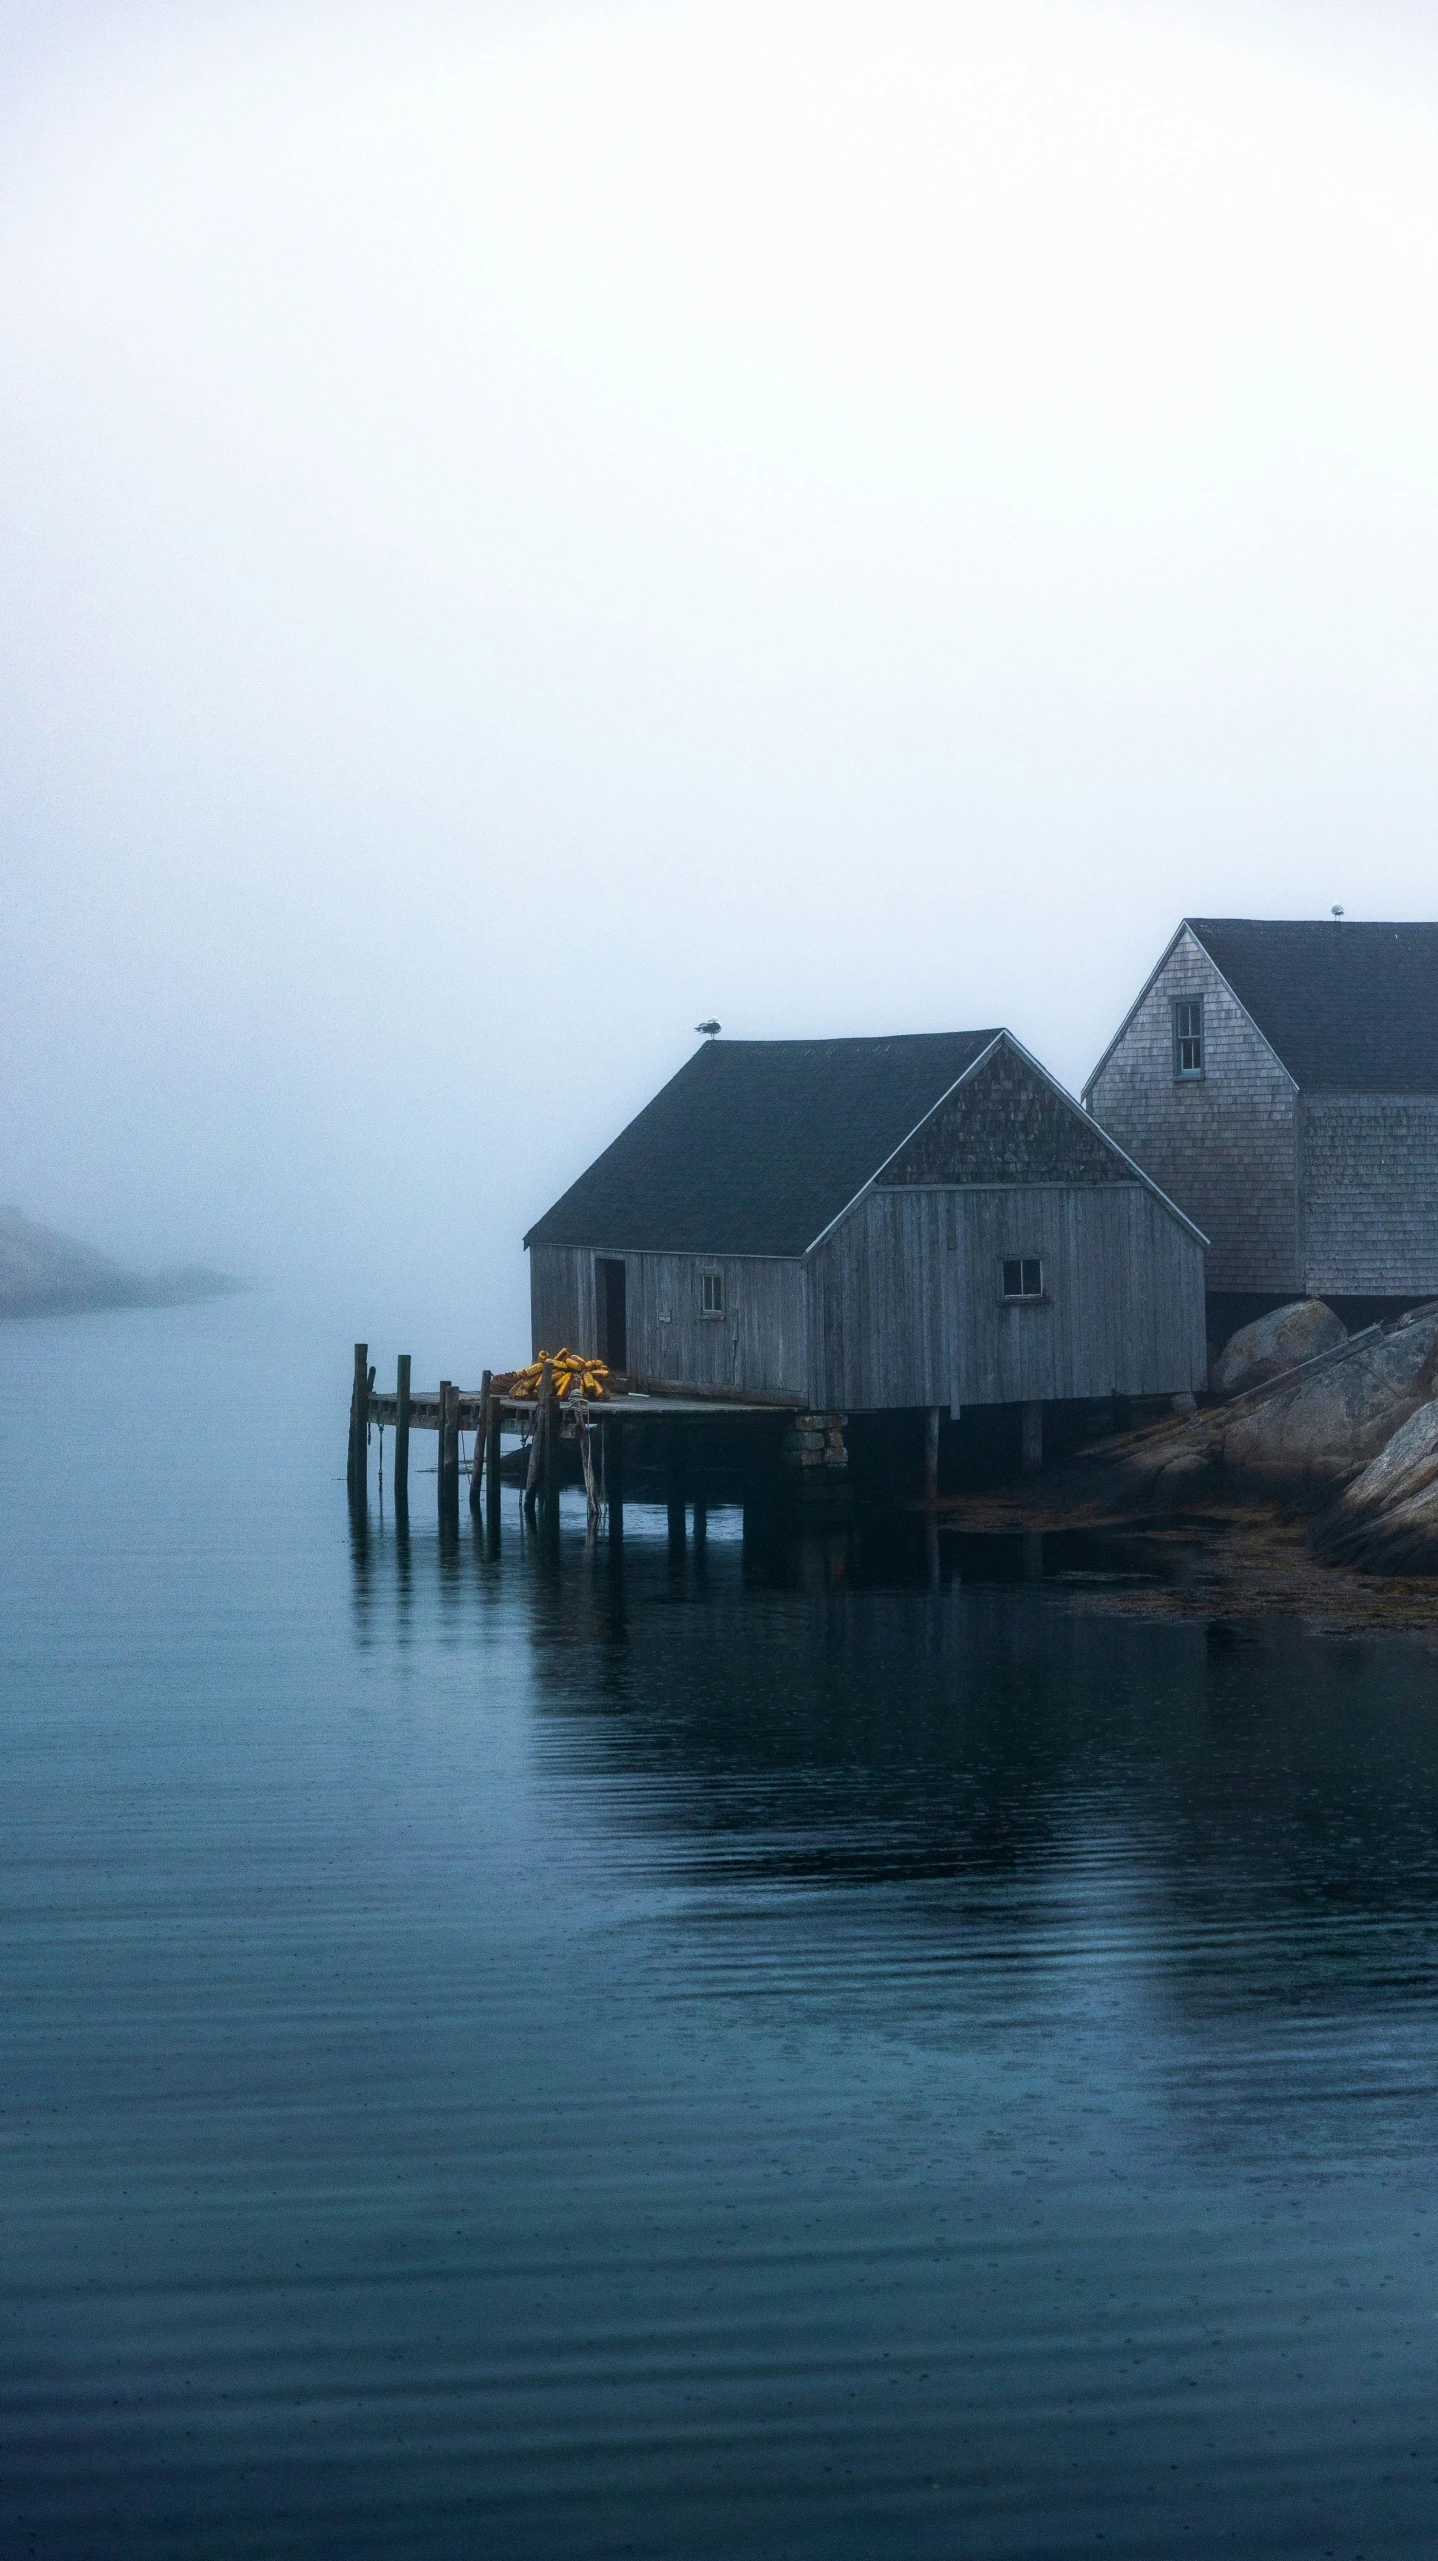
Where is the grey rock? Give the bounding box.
[1144,1445,1218,1507]
[1222,1302,1438,1484]
[1210,1298,1347,1398]
[1311,1399,1438,1572]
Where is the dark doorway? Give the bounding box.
[596,1258,627,1372]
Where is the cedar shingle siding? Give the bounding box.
[1085,918,1438,1300]
[526,1032,1208,1408]
[883,1039,1130,1188]
[1083,931,1299,1292]
[1301,1098,1438,1296]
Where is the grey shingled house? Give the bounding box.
[525,1031,1207,1423]
[1084,919,1438,1319]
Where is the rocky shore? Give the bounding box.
[1097,1299,1438,1515]
[942,1295,1438,1621]
[937,1484,1438,1637]
[1310,1402,1438,1576]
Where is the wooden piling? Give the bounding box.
[523,1370,545,1522]
[539,1359,559,1534]
[448,1382,463,1521]
[1021,1400,1043,1474]
[606,1415,624,1544]
[438,1381,460,1525]
[470,1368,492,1514]
[485,1388,502,1552]
[666,1415,687,1552]
[394,1354,411,1515]
[924,1405,941,1506]
[348,1342,369,1503]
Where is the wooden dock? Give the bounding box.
[347,1343,845,1547]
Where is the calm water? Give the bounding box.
[4,1297,1438,2559]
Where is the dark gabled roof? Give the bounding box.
[525,1032,1004,1256]
[1187,919,1438,1092]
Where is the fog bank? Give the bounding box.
[4,0,1438,1361]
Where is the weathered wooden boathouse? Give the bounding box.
[1084,918,1438,1328]
[526,1029,1207,1476]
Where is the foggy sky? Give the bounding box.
[5,0,1438,1361]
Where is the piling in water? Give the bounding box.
[394,1354,411,1518]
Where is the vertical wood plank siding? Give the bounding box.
[535,1190,1204,1408]
[1086,928,1299,1293]
[530,1247,809,1394]
[807,1183,1207,1407]
[529,1246,596,1365]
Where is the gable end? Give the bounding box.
[883,1038,1134,1187]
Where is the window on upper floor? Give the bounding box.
[700,1270,724,1319]
[1002,1257,1043,1301]
[1173,995,1204,1079]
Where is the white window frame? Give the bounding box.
[1173,995,1204,1080]
[699,1269,725,1320]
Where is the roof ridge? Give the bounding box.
[696,1027,1007,1048]
[1187,914,1438,929]
[524,1025,1063,1255]
[1178,917,1438,1093]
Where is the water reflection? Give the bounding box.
[500,1518,1438,2204]
[348,1493,1438,1982]
[6,1299,1438,2561]
[339,1495,1438,2199]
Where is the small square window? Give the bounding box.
[700,1270,724,1318]
[1002,1257,1043,1300]
[1173,996,1204,1078]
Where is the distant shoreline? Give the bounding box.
[0,1272,250,1321]
[0,1207,246,1323]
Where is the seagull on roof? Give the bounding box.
[695,1019,722,1038]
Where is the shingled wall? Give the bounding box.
[884,1041,1130,1186]
[1301,1097,1438,1296]
[1086,929,1299,1293]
